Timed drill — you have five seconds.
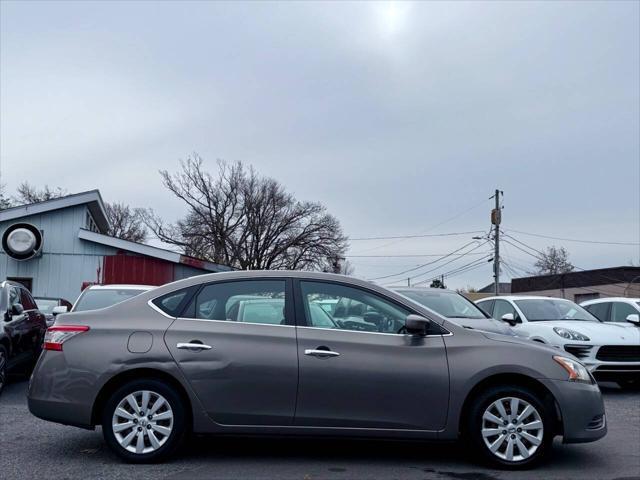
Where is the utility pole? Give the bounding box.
[407,277,411,287]
[491,189,503,296]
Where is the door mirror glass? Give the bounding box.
[52,305,68,315]
[626,313,640,325]
[11,303,24,316]
[405,314,430,335]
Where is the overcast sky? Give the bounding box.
[1,1,639,289]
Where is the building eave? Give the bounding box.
[0,190,110,233]
[78,229,232,273]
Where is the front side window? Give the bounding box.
[300,281,410,334]
[396,289,487,319]
[514,299,598,322]
[611,302,638,323]
[492,300,516,321]
[184,280,287,326]
[584,302,610,322]
[20,289,37,310]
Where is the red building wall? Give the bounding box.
[102,254,174,286]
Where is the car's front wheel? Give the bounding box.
[0,344,8,395]
[466,385,554,469]
[102,379,186,463]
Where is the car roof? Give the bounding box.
[581,297,640,304]
[391,286,458,294]
[84,284,155,290]
[476,295,567,302]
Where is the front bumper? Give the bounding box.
[542,378,607,444]
[562,344,640,383]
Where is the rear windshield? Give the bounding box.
[74,289,146,312]
[35,298,58,314]
[396,289,487,319]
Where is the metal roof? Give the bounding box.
[0,189,110,233]
[78,229,233,273]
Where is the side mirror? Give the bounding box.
[500,313,519,326]
[405,314,430,335]
[52,305,68,316]
[626,314,640,326]
[10,303,24,316]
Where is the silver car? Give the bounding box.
[28,271,606,468]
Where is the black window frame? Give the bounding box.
[175,278,295,326]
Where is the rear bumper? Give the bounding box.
[542,378,607,444]
[27,351,95,429]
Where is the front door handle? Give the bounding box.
[177,342,212,351]
[304,348,340,358]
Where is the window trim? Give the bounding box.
[293,278,450,337]
[150,278,295,327]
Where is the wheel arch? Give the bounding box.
[458,373,562,437]
[91,368,193,428]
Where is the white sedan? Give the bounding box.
[476,295,640,390]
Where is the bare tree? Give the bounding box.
[14,182,67,204]
[105,202,147,243]
[532,246,574,275]
[0,184,11,210]
[142,155,348,270]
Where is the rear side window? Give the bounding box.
[182,280,287,325]
[151,287,194,317]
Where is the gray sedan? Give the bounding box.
[28,271,606,468]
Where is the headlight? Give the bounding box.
[553,327,590,342]
[553,355,593,384]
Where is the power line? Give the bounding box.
[345,252,489,258]
[367,240,480,281]
[412,255,493,286]
[349,230,485,241]
[506,229,640,246]
[353,197,490,253]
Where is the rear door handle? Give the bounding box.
[304,349,340,358]
[177,342,212,351]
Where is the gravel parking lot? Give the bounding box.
[1,378,638,480]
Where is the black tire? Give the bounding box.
[465,385,555,469]
[101,379,187,463]
[0,344,7,396]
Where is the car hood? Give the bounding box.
[447,317,516,336]
[532,320,640,344]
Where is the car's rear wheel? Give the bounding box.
[102,379,186,463]
[466,385,554,469]
[0,345,7,395]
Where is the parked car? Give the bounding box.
[392,287,515,336]
[0,281,47,395]
[34,297,73,327]
[29,271,607,468]
[71,284,154,312]
[476,295,640,390]
[580,297,640,326]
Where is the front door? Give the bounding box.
[293,280,450,431]
[164,279,298,426]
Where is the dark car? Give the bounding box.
[29,271,606,468]
[393,287,516,336]
[0,280,47,394]
[34,297,73,327]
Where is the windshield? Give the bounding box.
[74,289,146,312]
[35,298,58,314]
[514,299,600,322]
[395,289,488,319]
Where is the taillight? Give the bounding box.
[44,325,90,351]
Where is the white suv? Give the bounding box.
[580,297,640,327]
[476,295,640,390]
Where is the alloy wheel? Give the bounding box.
[111,390,174,454]
[481,396,544,462]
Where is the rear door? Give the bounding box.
[293,280,450,431]
[163,279,299,426]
